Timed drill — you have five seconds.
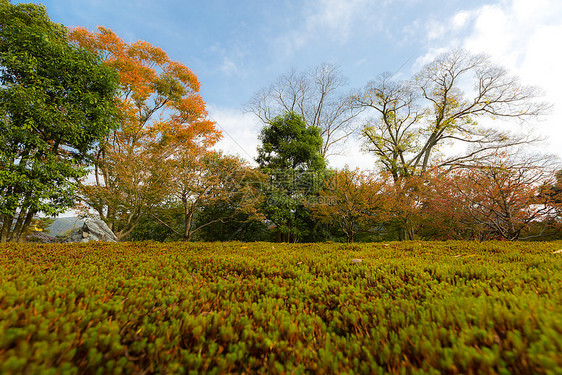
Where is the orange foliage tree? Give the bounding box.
[383,175,428,240]
[422,156,557,241]
[308,168,388,243]
[69,27,221,239]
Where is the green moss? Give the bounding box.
[0,241,561,373]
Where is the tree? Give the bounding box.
[384,174,427,240]
[535,169,562,238]
[354,49,549,181]
[425,154,557,241]
[247,63,361,157]
[149,150,263,241]
[541,170,562,206]
[257,111,325,171]
[69,26,221,240]
[0,1,119,242]
[256,112,327,242]
[416,171,479,240]
[308,168,387,243]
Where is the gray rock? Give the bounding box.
[65,218,118,243]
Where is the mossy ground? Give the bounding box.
[1,241,561,374]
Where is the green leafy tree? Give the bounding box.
[0,1,118,242]
[193,202,271,242]
[256,112,326,242]
[257,111,325,171]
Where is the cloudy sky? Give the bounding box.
[24,0,562,169]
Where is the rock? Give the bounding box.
[351,258,362,263]
[553,249,562,254]
[83,219,118,242]
[65,218,117,243]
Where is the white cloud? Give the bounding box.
[204,43,246,77]
[328,136,378,170]
[460,0,562,159]
[310,0,370,39]
[426,19,448,41]
[451,10,472,30]
[219,57,238,76]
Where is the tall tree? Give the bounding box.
[384,174,427,241]
[256,112,326,242]
[247,63,361,157]
[69,27,221,240]
[0,1,119,243]
[354,49,549,181]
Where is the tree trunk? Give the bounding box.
[14,210,35,243]
[0,214,13,243]
[9,208,29,242]
[184,209,193,241]
[398,228,406,241]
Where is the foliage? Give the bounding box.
[256,111,325,171]
[69,27,221,240]
[1,241,561,373]
[0,1,119,243]
[422,156,559,241]
[256,112,327,242]
[308,168,388,243]
[383,175,428,241]
[195,203,272,242]
[540,169,562,221]
[151,151,264,241]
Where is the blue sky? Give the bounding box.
[20,0,562,168]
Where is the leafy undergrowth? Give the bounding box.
[0,241,561,374]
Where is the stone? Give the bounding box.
[83,218,118,242]
[65,218,117,243]
[351,258,362,263]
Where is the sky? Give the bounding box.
[19,0,562,169]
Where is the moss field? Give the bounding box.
[1,241,561,374]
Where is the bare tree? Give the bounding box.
[246,63,361,157]
[353,49,550,180]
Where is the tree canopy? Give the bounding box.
[0,1,119,242]
[256,112,327,242]
[354,49,549,181]
[69,26,221,240]
[256,111,325,171]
